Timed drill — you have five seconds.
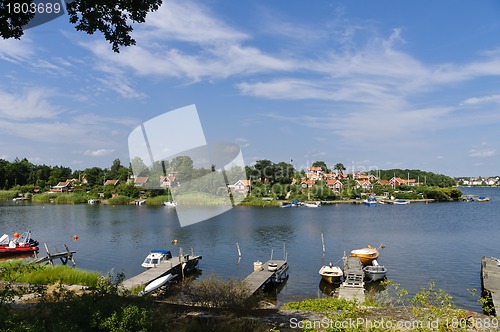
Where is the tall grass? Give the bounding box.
[145,195,171,205]
[31,193,59,203]
[174,192,230,205]
[107,195,132,205]
[0,190,19,200]
[0,260,100,287]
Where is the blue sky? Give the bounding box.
[1,0,500,177]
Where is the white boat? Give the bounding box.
[319,263,343,284]
[393,199,410,205]
[268,262,278,271]
[363,198,377,206]
[141,250,172,268]
[303,202,321,208]
[363,259,387,281]
[139,273,177,296]
[163,201,177,207]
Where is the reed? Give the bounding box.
[0,190,19,200]
[145,195,170,205]
[107,195,133,205]
[0,260,100,287]
[31,193,59,203]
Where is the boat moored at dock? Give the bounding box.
[0,231,39,257]
[142,250,173,268]
[350,245,379,265]
[363,259,387,282]
[319,263,343,284]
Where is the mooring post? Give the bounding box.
[236,242,241,257]
[321,233,326,255]
[44,243,53,265]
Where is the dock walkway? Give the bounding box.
[122,254,201,290]
[338,256,365,302]
[481,256,500,314]
[243,260,288,295]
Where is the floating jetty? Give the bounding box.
[243,259,289,295]
[338,255,365,302]
[122,250,201,290]
[481,256,500,315]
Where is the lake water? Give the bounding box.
[1,187,498,311]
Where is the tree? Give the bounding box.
[334,163,346,174]
[0,0,163,53]
[312,161,329,173]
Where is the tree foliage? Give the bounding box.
[0,0,163,52]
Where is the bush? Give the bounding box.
[179,274,259,310]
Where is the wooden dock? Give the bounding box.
[481,256,500,315]
[34,243,76,266]
[338,255,365,302]
[122,254,201,290]
[243,260,288,295]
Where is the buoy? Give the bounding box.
[13,232,19,239]
[171,239,178,244]
[73,235,79,241]
[381,244,386,249]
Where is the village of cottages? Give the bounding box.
[47,165,423,202]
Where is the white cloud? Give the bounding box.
[0,37,34,63]
[84,149,115,157]
[0,88,61,120]
[461,94,500,105]
[469,149,496,158]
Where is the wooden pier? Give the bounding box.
[243,260,289,295]
[338,255,365,302]
[481,256,500,315]
[34,243,76,266]
[122,253,202,290]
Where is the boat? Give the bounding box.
[393,199,410,205]
[163,201,177,207]
[363,259,387,282]
[363,198,377,206]
[477,196,490,202]
[268,262,278,271]
[139,273,177,296]
[319,262,343,284]
[464,196,474,202]
[303,202,321,208]
[141,249,172,268]
[350,245,379,265]
[0,231,39,256]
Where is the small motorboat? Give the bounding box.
[477,196,490,202]
[303,202,321,208]
[393,199,410,205]
[350,245,379,265]
[363,259,387,282]
[141,250,172,268]
[363,198,377,206]
[0,231,39,257]
[319,263,343,284]
[464,196,474,202]
[163,201,177,207]
[139,273,177,296]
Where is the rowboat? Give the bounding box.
[319,263,343,284]
[393,199,410,205]
[363,259,387,281]
[350,245,379,265]
[303,202,321,208]
[477,196,490,202]
[139,273,177,296]
[363,198,377,206]
[163,201,177,207]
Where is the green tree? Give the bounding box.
[334,163,346,174]
[312,161,329,173]
[0,0,163,52]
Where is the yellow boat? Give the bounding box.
[350,245,379,265]
[319,263,343,284]
[477,196,490,202]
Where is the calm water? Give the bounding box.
[1,187,498,311]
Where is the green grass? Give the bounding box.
[0,190,19,200]
[240,196,280,207]
[174,191,231,205]
[0,260,100,287]
[31,193,59,203]
[283,297,358,312]
[145,195,171,205]
[107,195,133,205]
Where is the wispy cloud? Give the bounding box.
[84,149,115,157]
[469,148,496,158]
[461,94,500,105]
[0,88,61,120]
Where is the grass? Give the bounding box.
[107,195,133,205]
[0,260,100,287]
[0,190,19,200]
[173,191,231,206]
[283,297,358,312]
[145,195,171,205]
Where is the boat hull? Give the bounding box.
[319,265,343,284]
[350,247,379,266]
[363,266,387,281]
[0,246,38,256]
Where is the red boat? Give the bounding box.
[0,231,39,256]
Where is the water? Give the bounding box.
[1,187,498,311]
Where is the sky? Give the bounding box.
[1,0,500,177]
